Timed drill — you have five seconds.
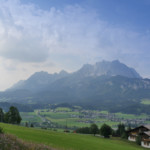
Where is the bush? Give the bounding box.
[64,129,70,133]
[136,135,142,145]
[0,127,4,134]
[76,127,90,134]
[30,123,34,127]
[112,129,118,137]
[121,132,128,139]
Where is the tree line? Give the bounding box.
[76,123,129,138]
[0,106,22,124]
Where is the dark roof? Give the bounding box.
[127,125,150,133]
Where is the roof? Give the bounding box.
[144,125,150,130]
[143,131,150,136]
[127,125,150,133]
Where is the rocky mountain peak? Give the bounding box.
[77,60,142,78]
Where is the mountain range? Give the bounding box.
[1,60,150,114]
[8,60,141,92]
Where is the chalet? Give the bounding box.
[128,125,150,142]
[128,125,150,148]
[141,131,150,148]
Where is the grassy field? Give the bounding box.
[141,99,150,105]
[115,112,148,119]
[40,110,119,128]
[55,107,72,112]
[0,123,146,150]
[20,112,42,123]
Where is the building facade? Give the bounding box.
[128,125,150,148]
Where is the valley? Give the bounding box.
[20,106,150,130]
[0,60,150,149]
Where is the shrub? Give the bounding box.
[0,127,4,134]
[136,135,142,145]
[121,132,128,139]
[76,127,90,134]
[112,129,118,137]
[30,123,34,127]
[64,129,70,133]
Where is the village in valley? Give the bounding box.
[18,106,150,149]
[20,106,150,130]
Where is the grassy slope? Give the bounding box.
[141,99,150,105]
[0,123,145,150]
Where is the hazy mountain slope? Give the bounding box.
[36,75,150,104]
[1,60,149,113]
[29,75,150,114]
[1,75,150,113]
[8,70,69,92]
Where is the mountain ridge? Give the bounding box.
[8,60,142,92]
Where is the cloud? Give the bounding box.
[0,0,150,90]
[0,0,50,62]
[0,1,97,62]
[0,0,149,64]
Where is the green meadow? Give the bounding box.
[20,112,42,123]
[0,123,145,150]
[141,99,150,105]
[115,112,148,119]
[38,109,119,128]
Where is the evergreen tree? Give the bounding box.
[4,106,22,124]
[127,125,131,131]
[25,122,29,127]
[30,123,34,127]
[0,108,4,122]
[116,123,125,137]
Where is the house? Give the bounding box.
[127,125,150,148]
[128,125,150,142]
[141,131,150,148]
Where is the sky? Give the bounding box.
[0,0,150,91]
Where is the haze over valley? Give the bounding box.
[0,60,150,114]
